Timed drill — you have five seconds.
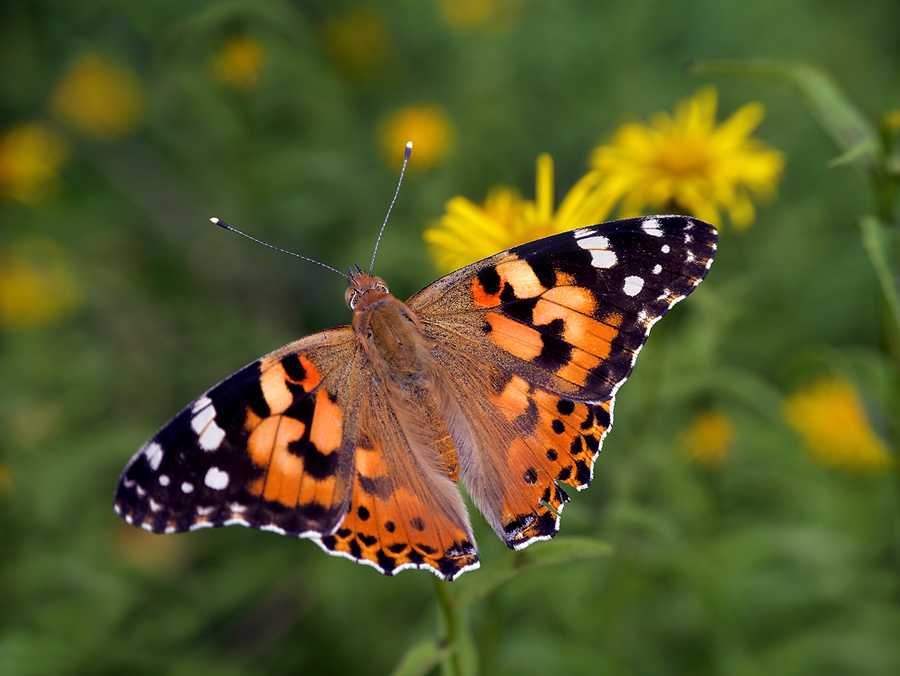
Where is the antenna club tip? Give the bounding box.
[405,141,412,149]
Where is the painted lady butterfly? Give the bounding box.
[115,214,716,581]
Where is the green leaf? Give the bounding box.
[454,537,614,608]
[689,59,878,171]
[389,638,451,676]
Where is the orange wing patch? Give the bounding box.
[247,415,306,504]
[239,343,360,534]
[484,311,545,361]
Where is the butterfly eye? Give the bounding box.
[346,290,360,309]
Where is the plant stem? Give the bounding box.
[434,578,477,676]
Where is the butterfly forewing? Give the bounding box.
[114,328,365,538]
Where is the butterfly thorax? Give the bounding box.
[348,272,426,380]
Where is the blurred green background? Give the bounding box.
[2,1,899,675]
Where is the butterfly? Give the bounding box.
[114,214,716,581]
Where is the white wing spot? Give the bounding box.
[149,499,162,513]
[159,474,170,486]
[576,235,617,268]
[623,276,644,297]
[191,402,226,451]
[204,467,230,491]
[191,405,215,432]
[144,442,164,471]
[652,264,662,275]
[641,218,664,237]
[661,244,671,254]
[181,482,194,494]
[198,424,226,452]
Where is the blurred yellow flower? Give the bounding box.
[0,239,82,330]
[680,410,734,468]
[591,87,784,229]
[783,377,893,472]
[320,7,392,80]
[212,36,266,91]
[436,0,524,32]
[883,109,900,133]
[424,154,617,272]
[0,122,70,203]
[380,104,454,170]
[49,54,144,138]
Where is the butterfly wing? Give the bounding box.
[314,379,479,580]
[114,327,367,539]
[115,322,480,580]
[408,215,717,549]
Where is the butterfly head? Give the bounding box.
[346,264,391,312]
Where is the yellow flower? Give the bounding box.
[783,377,893,472]
[424,154,617,272]
[680,410,734,468]
[379,104,454,170]
[591,87,784,229]
[0,238,82,329]
[436,0,524,32]
[49,54,143,138]
[883,109,900,133]
[320,7,392,80]
[0,122,70,203]
[212,36,266,91]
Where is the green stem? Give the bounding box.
[859,216,900,364]
[434,578,477,676]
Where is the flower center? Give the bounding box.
[651,137,714,178]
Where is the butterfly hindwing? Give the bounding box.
[410,215,717,549]
[114,327,365,539]
[315,394,480,580]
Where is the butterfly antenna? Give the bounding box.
[210,218,348,280]
[369,141,412,275]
